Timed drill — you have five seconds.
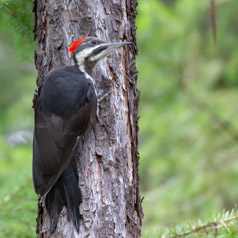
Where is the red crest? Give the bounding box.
[68,37,89,53]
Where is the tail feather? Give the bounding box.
[45,177,65,234]
[62,157,82,233]
[49,219,58,234]
[45,156,82,233]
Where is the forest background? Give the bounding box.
[0,0,238,237]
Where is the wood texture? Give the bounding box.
[33,0,143,237]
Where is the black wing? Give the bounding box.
[33,67,97,195]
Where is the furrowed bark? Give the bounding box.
[33,0,143,237]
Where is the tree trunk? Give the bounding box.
[33,0,143,237]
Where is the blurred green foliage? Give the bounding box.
[0,30,35,132]
[137,0,238,235]
[0,0,36,237]
[1,0,238,237]
[0,0,35,60]
[0,143,36,238]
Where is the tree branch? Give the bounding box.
[210,0,217,44]
[171,215,238,237]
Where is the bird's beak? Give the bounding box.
[107,41,131,50]
[88,41,131,62]
[104,41,131,56]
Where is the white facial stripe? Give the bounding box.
[75,44,108,65]
[75,41,130,64]
[89,45,121,62]
[89,49,110,62]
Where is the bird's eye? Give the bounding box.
[92,40,97,45]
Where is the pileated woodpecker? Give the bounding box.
[33,37,130,233]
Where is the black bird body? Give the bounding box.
[33,65,96,232]
[33,65,97,195]
[32,36,130,234]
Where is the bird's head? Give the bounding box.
[68,36,130,74]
